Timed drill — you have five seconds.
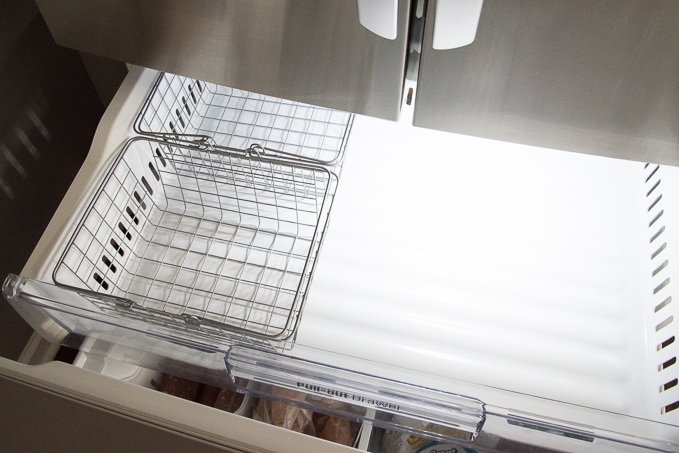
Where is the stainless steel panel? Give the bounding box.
[35,0,410,120]
[414,0,679,165]
[0,2,106,361]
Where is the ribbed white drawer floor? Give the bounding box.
[296,113,678,428]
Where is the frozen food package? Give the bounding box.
[196,385,221,406]
[313,412,359,446]
[380,415,479,453]
[158,375,201,401]
[380,431,479,453]
[253,388,315,435]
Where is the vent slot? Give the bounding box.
[660,357,676,371]
[646,165,660,183]
[656,315,673,332]
[650,210,664,227]
[649,194,662,211]
[656,296,673,313]
[155,147,167,167]
[176,108,185,129]
[647,179,661,197]
[182,96,192,116]
[188,85,197,104]
[118,222,132,241]
[101,255,117,273]
[652,243,667,260]
[93,273,109,290]
[644,164,676,417]
[662,401,679,415]
[126,206,139,225]
[141,176,153,196]
[651,226,666,243]
[133,191,147,210]
[658,336,675,351]
[661,378,678,392]
[654,278,671,295]
[653,260,669,277]
[110,239,124,257]
[149,162,160,181]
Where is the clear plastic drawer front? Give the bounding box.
[226,345,486,444]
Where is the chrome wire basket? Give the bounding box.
[54,133,338,348]
[135,72,353,166]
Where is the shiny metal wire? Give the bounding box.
[135,72,353,166]
[54,137,337,347]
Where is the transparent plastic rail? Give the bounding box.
[226,345,486,444]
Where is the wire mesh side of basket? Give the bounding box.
[134,72,354,166]
[53,138,337,347]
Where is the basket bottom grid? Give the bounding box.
[101,207,311,337]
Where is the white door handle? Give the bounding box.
[432,0,484,49]
[357,0,398,40]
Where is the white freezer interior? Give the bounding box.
[290,109,679,440]
[303,116,652,413]
[10,66,679,449]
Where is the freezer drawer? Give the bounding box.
[5,66,679,451]
[34,0,410,121]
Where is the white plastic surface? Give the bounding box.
[357,0,398,40]
[296,113,663,428]
[432,0,484,49]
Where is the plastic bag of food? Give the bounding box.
[253,388,315,435]
[313,412,359,446]
[196,385,221,406]
[158,375,201,401]
[380,415,478,453]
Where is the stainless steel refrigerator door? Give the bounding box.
[35,0,410,121]
[413,0,679,166]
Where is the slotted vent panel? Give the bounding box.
[645,164,679,417]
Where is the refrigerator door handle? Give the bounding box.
[432,0,484,49]
[357,0,398,39]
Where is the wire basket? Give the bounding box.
[53,138,337,346]
[135,73,353,166]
